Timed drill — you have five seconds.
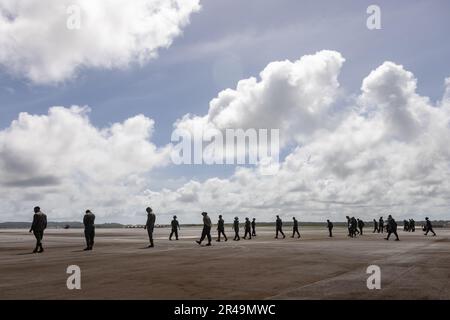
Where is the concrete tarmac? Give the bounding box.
[0,227,449,299]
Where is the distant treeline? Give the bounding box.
[281,220,450,228]
[128,220,450,228]
[255,221,450,228]
[1,220,449,229]
[0,222,124,229]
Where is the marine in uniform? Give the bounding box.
[275,215,286,239]
[144,207,156,247]
[169,215,180,240]
[196,212,212,246]
[83,210,96,250]
[424,217,436,236]
[385,215,399,241]
[29,206,47,253]
[243,217,252,239]
[327,220,333,237]
[233,217,240,241]
[291,217,300,238]
[216,215,228,242]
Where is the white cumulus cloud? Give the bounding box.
[0,106,171,221]
[0,0,200,84]
[3,50,450,224]
[175,50,346,146]
[148,54,450,223]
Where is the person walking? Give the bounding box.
[275,215,286,239]
[29,206,47,253]
[233,217,240,241]
[144,207,156,248]
[196,212,212,246]
[291,217,301,238]
[83,209,95,251]
[169,215,180,240]
[327,220,333,237]
[243,217,252,239]
[216,215,228,242]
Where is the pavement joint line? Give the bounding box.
[265,235,450,299]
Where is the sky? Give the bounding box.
[1,0,450,224]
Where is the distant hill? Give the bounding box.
[0,221,124,229]
[1,220,448,229]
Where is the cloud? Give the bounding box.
[175,50,346,146]
[0,106,171,221]
[1,86,15,94]
[2,51,450,224]
[359,61,432,141]
[149,55,450,223]
[0,0,200,84]
[443,77,450,105]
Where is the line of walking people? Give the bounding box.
[350,215,400,241]
[27,206,438,252]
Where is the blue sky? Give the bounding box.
[2,0,449,132]
[1,0,450,223]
